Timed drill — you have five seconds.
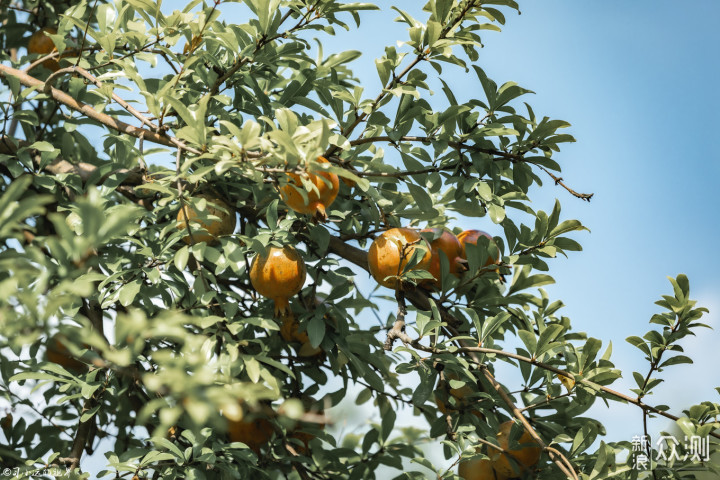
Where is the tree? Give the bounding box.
[0,1,717,479]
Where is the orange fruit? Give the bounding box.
[250,246,307,317]
[227,415,274,453]
[421,228,463,287]
[28,27,60,71]
[279,316,323,357]
[368,228,432,289]
[280,156,339,221]
[177,194,236,244]
[46,334,88,373]
[434,374,484,420]
[457,229,499,267]
[459,456,507,480]
[491,421,542,477]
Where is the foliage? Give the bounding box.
[0,1,717,479]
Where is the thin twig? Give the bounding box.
[384,289,413,350]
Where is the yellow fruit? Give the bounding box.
[250,246,307,317]
[434,374,484,419]
[297,340,323,358]
[28,27,60,71]
[421,228,463,288]
[227,415,274,454]
[280,316,307,343]
[459,457,507,480]
[46,334,88,373]
[279,316,323,358]
[491,421,542,477]
[280,156,339,221]
[457,229,499,267]
[176,194,236,244]
[368,228,432,289]
[435,383,474,415]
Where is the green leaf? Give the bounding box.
[119,280,142,307]
[174,246,190,271]
[508,265,554,295]
[517,330,537,355]
[243,356,261,383]
[307,316,325,348]
[658,355,693,369]
[536,324,563,357]
[407,183,434,211]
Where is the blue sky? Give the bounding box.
[323,0,720,465]
[472,0,720,441]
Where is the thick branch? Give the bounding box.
[59,397,97,471]
[0,64,200,154]
[0,136,144,184]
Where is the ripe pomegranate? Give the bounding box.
[280,316,322,357]
[46,334,88,373]
[491,421,542,477]
[250,246,307,317]
[280,156,339,221]
[227,415,274,453]
[28,27,60,71]
[368,228,432,289]
[457,229,499,267]
[421,228,463,287]
[434,373,484,420]
[289,413,326,455]
[459,456,506,480]
[176,194,236,245]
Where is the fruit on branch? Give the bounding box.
[280,156,339,221]
[227,413,275,454]
[434,373,483,419]
[458,456,506,480]
[176,194,236,245]
[45,334,89,373]
[280,316,322,357]
[457,229,499,267]
[368,227,432,289]
[421,228,463,287]
[289,430,316,455]
[28,27,60,71]
[491,421,542,477]
[250,245,307,317]
[288,411,326,455]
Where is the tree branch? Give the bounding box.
[0,64,203,154]
[346,135,593,200]
[59,397,97,471]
